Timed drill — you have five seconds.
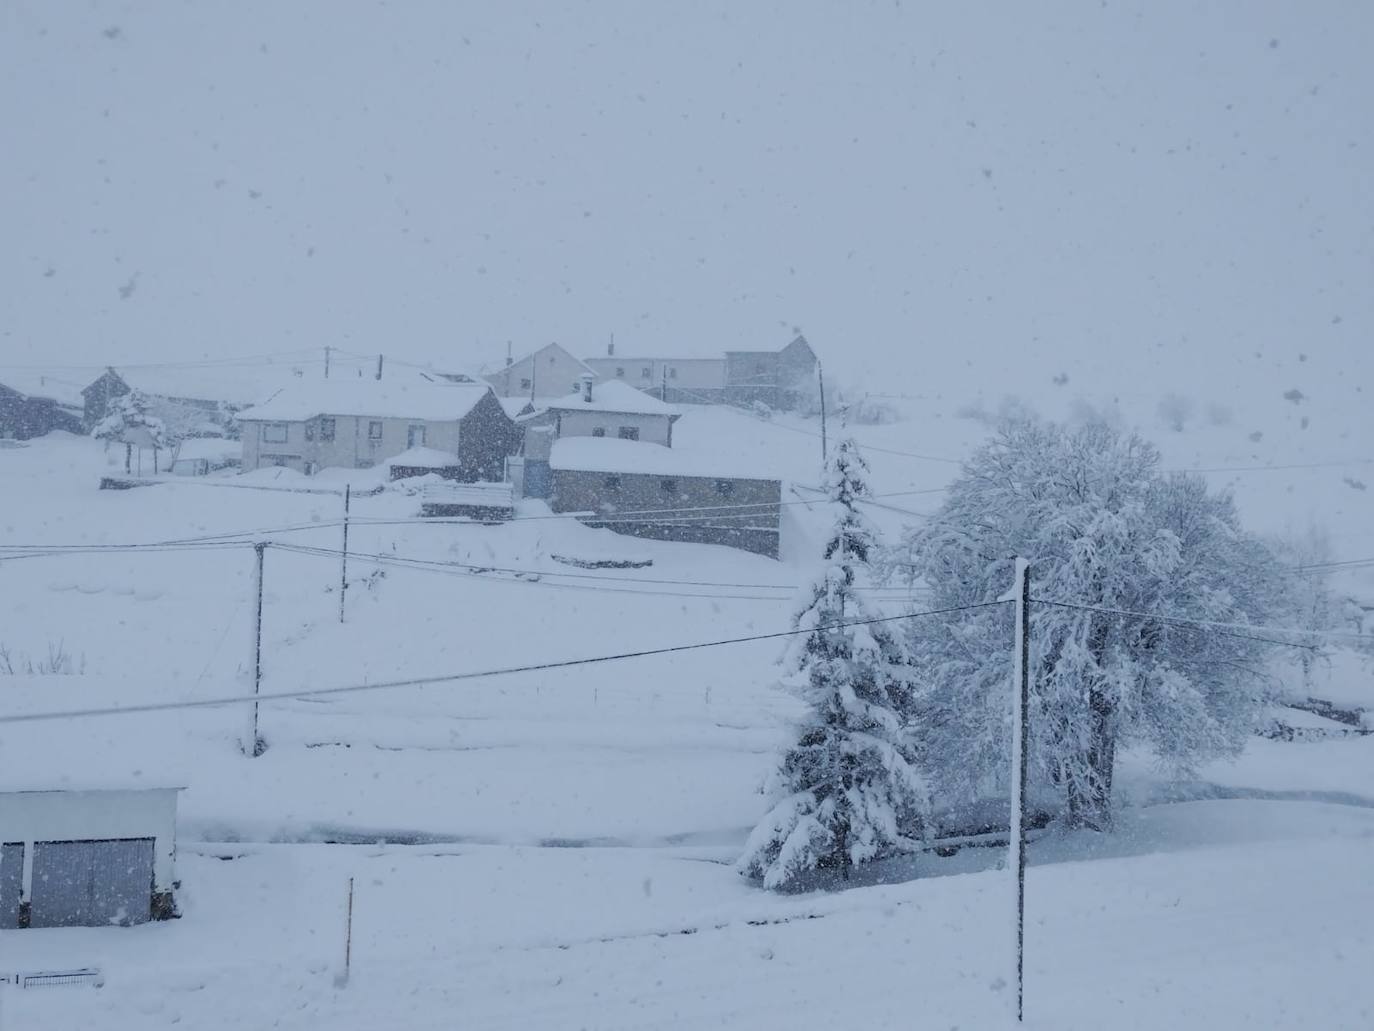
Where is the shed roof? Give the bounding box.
[549,437,775,481]
[237,372,492,423]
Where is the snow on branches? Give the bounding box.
[740,439,929,889]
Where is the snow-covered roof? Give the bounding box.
[101,363,321,407]
[387,446,459,468]
[542,379,677,417]
[237,372,492,423]
[499,395,559,420]
[0,371,86,407]
[549,437,776,481]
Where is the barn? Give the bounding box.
[0,787,182,928]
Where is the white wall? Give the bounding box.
[556,409,672,446]
[485,344,591,398]
[0,788,180,895]
[584,357,724,392]
[240,416,462,472]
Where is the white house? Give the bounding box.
[516,377,679,497]
[0,787,182,928]
[484,343,597,400]
[236,371,522,479]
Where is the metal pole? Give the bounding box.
[1005,557,1031,1021]
[817,361,828,467]
[339,485,351,623]
[344,876,354,983]
[246,541,267,757]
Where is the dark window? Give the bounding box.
[262,423,288,444]
[368,421,383,440]
[640,367,652,379]
[407,424,426,447]
[320,417,336,441]
[615,367,625,377]
[520,377,532,390]
[715,480,735,496]
[591,426,606,437]
[304,422,315,442]
[263,454,291,468]
[618,426,639,441]
[604,475,621,490]
[668,367,678,379]
[660,478,678,494]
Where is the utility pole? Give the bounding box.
[244,542,268,757]
[325,345,331,378]
[817,361,828,468]
[999,557,1032,1021]
[661,363,668,403]
[375,354,384,381]
[338,484,351,623]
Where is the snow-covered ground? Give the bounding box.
[3,396,1373,1029]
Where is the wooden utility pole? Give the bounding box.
[338,485,351,623]
[817,361,828,467]
[661,364,668,403]
[245,542,268,757]
[342,876,354,986]
[1001,557,1032,1021]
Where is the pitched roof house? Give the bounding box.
[235,371,521,480]
[0,373,85,440]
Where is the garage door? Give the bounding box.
[0,843,22,928]
[30,838,155,928]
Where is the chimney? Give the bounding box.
[608,333,615,357]
[581,373,594,403]
[505,341,513,367]
[375,354,384,380]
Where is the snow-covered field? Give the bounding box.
[2,394,1373,1028]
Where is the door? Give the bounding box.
[0,843,22,928]
[30,838,155,927]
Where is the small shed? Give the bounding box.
[420,480,515,521]
[0,787,182,928]
[387,445,463,481]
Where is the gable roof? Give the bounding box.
[0,372,85,408]
[541,379,678,418]
[236,371,494,423]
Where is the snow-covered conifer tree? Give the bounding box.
[739,438,928,889]
[886,418,1285,830]
[93,390,167,448]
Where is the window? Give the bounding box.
[668,367,678,379]
[304,461,318,476]
[520,377,532,391]
[319,417,336,442]
[368,421,383,440]
[604,475,621,490]
[264,453,291,468]
[572,382,581,393]
[617,426,639,441]
[262,423,288,444]
[305,422,315,442]
[640,367,652,379]
[715,480,735,496]
[591,426,606,437]
[660,478,678,494]
[615,367,625,378]
[407,424,426,447]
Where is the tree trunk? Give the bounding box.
[1068,617,1116,830]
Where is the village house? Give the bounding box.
[516,376,679,498]
[235,371,521,478]
[0,373,84,439]
[484,342,597,400]
[580,333,818,410]
[547,436,783,558]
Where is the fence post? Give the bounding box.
[339,484,351,623]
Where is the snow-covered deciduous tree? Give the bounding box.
[885,418,1285,831]
[739,439,928,889]
[92,389,168,448]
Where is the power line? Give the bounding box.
[1031,597,1372,647]
[0,601,1005,726]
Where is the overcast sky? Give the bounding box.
[2,1,1370,403]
